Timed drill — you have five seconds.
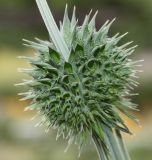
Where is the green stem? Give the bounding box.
[102,125,125,160]
[92,134,108,160]
[93,125,131,160]
[115,129,131,160]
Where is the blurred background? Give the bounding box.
[0,0,152,160]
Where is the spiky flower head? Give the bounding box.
[18,0,141,158]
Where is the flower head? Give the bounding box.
[18,0,141,157]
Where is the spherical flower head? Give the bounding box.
[18,5,141,153]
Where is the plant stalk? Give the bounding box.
[103,125,125,160]
[115,129,131,160]
[93,124,131,160]
[93,134,108,160]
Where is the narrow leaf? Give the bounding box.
[71,6,77,27]
[36,0,70,61]
[64,62,73,73]
[49,48,61,63]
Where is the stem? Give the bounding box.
[102,125,125,160]
[115,129,131,160]
[93,124,131,160]
[92,134,108,160]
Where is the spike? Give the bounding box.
[119,41,134,49]
[63,4,70,27]
[115,32,128,44]
[71,6,77,27]
[104,18,116,32]
[89,10,98,30]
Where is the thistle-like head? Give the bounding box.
[18,0,141,154]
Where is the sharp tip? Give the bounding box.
[22,38,26,41]
[88,9,93,16]
[17,56,22,59]
[17,68,22,72]
[140,59,144,62]
[23,43,28,46]
[92,10,98,19]
[95,10,99,14]
[73,5,76,10]
[30,116,36,121]
[130,41,134,44]
[112,18,116,22]
[35,37,39,40]
[65,4,68,11]
[24,107,29,111]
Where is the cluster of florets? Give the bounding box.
[18,7,140,150]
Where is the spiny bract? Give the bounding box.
[18,6,140,153]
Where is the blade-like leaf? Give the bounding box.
[71,6,77,28]
[36,0,70,61]
[88,11,98,31]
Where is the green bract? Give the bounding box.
[18,0,141,159]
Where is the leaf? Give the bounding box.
[36,0,70,61]
[20,94,35,101]
[30,61,48,69]
[62,75,69,84]
[62,4,70,34]
[64,62,73,73]
[23,39,48,52]
[68,49,76,62]
[76,44,84,58]
[95,18,116,44]
[15,80,40,87]
[92,45,105,58]
[88,11,98,31]
[79,10,92,39]
[49,48,61,63]
[24,103,44,111]
[75,44,83,52]
[61,4,73,47]
[37,78,52,85]
[50,87,61,95]
[71,6,77,27]
[69,44,84,62]
[63,92,70,98]
[92,123,104,140]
